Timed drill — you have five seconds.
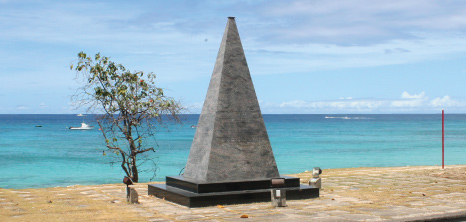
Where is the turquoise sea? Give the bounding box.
[1,114,465,189]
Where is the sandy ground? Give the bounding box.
[1,165,466,221]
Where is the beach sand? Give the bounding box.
[1,165,466,221]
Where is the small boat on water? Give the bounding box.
[69,122,94,130]
[69,114,94,130]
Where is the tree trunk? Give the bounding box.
[131,155,139,182]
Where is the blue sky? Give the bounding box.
[1,0,466,114]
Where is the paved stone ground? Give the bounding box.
[1,165,466,221]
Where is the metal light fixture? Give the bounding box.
[271,178,287,207]
[309,167,322,189]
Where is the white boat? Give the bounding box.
[69,122,94,130]
[69,114,94,130]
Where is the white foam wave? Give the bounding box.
[324,116,372,120]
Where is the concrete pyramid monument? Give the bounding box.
[183,17,280,182]
[148,17,318,207]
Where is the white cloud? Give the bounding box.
[3,0,466,78]
[238,0,466,75]
[430,96,466,108]
[401,91,426,99]
[16,105,29,110]
[262,0,466,45]
[280,100,309,108]
[248,32,466,75]
[390,100,423,108]
[275,92,466,113]
[391,91,428,108]
[280,99,386,111]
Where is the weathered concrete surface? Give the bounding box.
[183,17,279,183]
[3,165,466,221]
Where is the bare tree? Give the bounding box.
[71,52,182,182]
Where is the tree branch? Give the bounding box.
[135,147,155,154]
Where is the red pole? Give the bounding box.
[442,109,444,169]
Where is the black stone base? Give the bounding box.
[148,176,319,208]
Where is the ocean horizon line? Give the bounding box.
[1,113,464,115]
